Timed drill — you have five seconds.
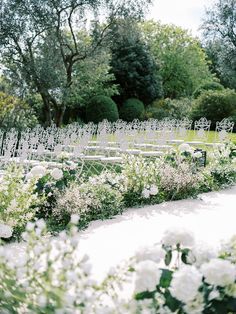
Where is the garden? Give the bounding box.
[0,0,236,313]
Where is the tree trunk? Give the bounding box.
[40,93,52,127]
[54,106,66,127]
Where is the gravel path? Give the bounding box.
[6,186,236,281]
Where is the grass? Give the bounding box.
[184,130,236,143]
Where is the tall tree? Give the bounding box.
[0,0,152,126]
[110,21,163,106]
[202,0,236,89]
[141,21,215,98]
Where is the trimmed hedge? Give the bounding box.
[86,95,119,123]
[120,98,145,122]
[191,89,236,128]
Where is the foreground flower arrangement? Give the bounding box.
[1,218,236,313]
[0,142,235,239]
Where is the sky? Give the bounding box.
[149,0,216,37]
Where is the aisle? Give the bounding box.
[6,186,236,282]
[78,186,236,281]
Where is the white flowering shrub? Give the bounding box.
[0,164,41,238]
[54,177,124,228]
[159,162,204,200]
[0,218,103,313]
[121,156,163,206]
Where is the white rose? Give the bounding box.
[162,227,195,247]
[0,223,13,238]
[149,185,159,196]
[142,188,150,199]
[201,258,236,287]
[135,245,166,264]
[51,168,63,180]
[134,260,161,293]
[170,265,202,303]
[30,165,47,178]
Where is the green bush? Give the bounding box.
[0,92,38,130]
[145,98,193,120]
[86,95,119,123]
[119,98,145,122]
[193,82,224,99]
[191,89,236,128]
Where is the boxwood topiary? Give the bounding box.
[120,98,145,122]
[86,95,119,123]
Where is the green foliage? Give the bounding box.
[66,51,119,109]
[146,98,193,120]
[86,95,119,123]
[202,0,236,89]
[120,98,145,121]
[141,21,215,98]
[0,92,38,130]
[0,0,151,126]
[193,82,224,98]
[0,165,41,238]
[191,89,236,127]
[110,21,163,105]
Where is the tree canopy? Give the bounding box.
[0,0,152,125]
[141,21,215,99]
[202,0,236,89]
[110,21,163,106]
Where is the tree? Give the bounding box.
[0,0,152,126]
[202,0,236,89]
[110,20,163,106]
[141,21,215,99]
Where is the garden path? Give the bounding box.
[7,186,236,282]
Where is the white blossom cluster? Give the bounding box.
[0,165,41,236]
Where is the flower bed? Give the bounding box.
[0,142,235,240]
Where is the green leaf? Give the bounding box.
[135,290,156,300]
[165,250,172,266]
[159,269,173,288]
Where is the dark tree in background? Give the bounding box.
[110,21,163,106]
[0,0,152,126]
[202,0,236,89]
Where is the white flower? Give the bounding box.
[135,245,165,264]
[183,292,205,314]
[193,151,202,159]
[149,185,158,196]
[162,227,195,247]
[208,289,220,300]
[51,168,63,180]
[26,222,35,231]
[30,165,47,178]
[134,260,161,293]
[142,188,150,199]
[201,258,236,287]
[179,143,192,153]
[37,294,47,307]
[192,243,218,267]
[70,214,80,224]
[36,219,46,230]
[0,223,13,238]
[170,265,202,303]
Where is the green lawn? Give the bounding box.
[185,130,236,143]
